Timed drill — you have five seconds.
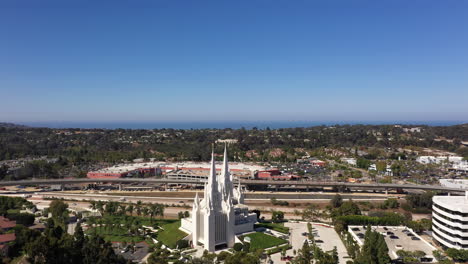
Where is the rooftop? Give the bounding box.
[0,233,16,244]
[433,194,468,213]
[0,216,16,229]
[90,161,268,174]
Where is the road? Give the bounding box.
[0,178,466,193]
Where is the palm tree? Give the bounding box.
[119,204,127,215]
[88,216,96,228]
[149,204,165,223]
[96,200,104,215]
[142,207,149,217]
[89,201,97,211]
[136,200,143,216]
[126,204,134,216]
[149,204,157,223]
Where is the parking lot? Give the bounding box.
[348,226,436,262]
[312,223,350,263]
[270,222,349,263]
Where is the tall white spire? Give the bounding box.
[221,144,234,204]
[193,192,199,209]
[205,147,218,211]
[237,176,244,204]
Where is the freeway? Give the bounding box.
[0,178,466,192]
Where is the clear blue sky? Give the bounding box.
[1,0,467,124]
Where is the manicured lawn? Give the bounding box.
[240,232,288,250]
[157,221,187,249]
[255,222,290,234]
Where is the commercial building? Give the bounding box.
[180,146,257,252]
[432,192,468,249]
[88,160,272,181]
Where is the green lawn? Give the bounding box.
[255,222,290,234]
[157,221,187,249]
[85,226,146,243]
[240,232,288,250]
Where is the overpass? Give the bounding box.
[0,178,466,193]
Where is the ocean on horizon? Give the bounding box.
[15,120,466,130]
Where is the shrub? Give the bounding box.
[176,239,189,249]
[243,242,250,252]
[233,243,243,252]
[217,251,230,261]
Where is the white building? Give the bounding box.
[180,146,257,251]
[416,155,463,165]
[432,193,468,249]
[341,158,357,166]
[440,179,468,189]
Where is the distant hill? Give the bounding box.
[0,122,29,128]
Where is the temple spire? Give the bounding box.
[206,146,218,210]
[193,192,199,208]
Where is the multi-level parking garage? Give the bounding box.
[432,193,468,249]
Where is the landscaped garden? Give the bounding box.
[240,232,288,250]
[85,215,187,248]
[85,226,147,243]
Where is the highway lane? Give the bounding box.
[1,178,466,192]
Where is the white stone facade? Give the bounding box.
[432,193,468,249]
[180,146,257,251]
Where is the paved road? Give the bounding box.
[1,178,466,192]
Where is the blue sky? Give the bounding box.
[1,0,467,124]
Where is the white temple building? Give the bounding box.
[180,146,257,251]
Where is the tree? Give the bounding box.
[376,161,387,172]
[330,194,343,208]
[294,240,313,264]
[381,198,399,209]
[355,226,390,264]
[176,239,189,249]
[356,158,371,169]
[74,223,85,249]
[126,204,134,215]
[331,201,361,218]
[302,204,321,221]
[271,210,285,223]
[233,243,243,252]
[48,199,69,226]
[251,209,261,219]
[136,200,143,216]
